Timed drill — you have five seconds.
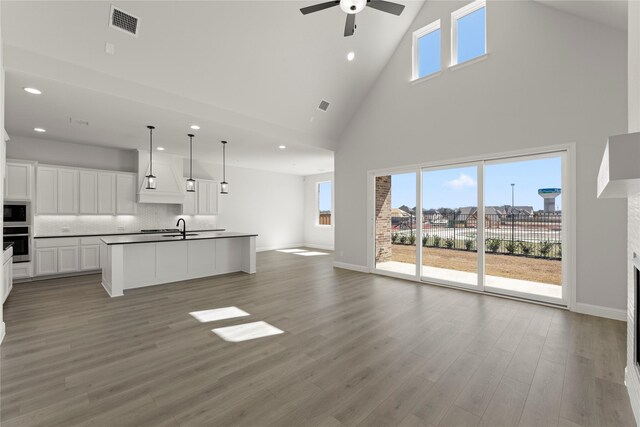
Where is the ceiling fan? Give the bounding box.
[300,0,405,37]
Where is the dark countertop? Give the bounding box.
[34,229,226,239]
[101,231,258,245]
[3,242,14,251]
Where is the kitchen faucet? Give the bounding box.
[176,218,186,239]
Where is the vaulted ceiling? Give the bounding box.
[2,0,426,174]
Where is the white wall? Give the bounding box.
[6,135,137,172]
[8,138,305,251]
[190,159,305,251]
[303,172,334,250]
[0,4,5,345]
[626,2,640,423]
[631,1,640,134]
[335,1,628,312]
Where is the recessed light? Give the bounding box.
[157,147,165,151]
[278,145,287,149]
[190,125,200,130]
[347,51,355,61]
[24,87,42,95]
[34,128,46,133]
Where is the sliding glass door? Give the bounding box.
[421,164,480,289]
[483,154,564,303]
[371,150,567,305]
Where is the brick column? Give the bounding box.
[375,176,392,263]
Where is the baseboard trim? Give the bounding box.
[333,262,370,273]
[0,321,5,345]
[573,302,626,321]
[304,243,335,251]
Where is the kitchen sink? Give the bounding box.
[161,233,199,237]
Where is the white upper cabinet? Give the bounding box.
[182,189,197,215]
[5,162,34,201]
[181,180,218,215]
[197,180,219,215]
[97,173,116,214]
[57,168,79,214]
[37,165,137,216]
[79,170,98,214]
[36,166,58,214]
[116,173,137,215]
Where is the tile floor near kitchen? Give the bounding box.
[0,249,634,426]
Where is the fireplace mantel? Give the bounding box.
[598,132,640,199]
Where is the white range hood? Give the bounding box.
[597,132,640,199]
[137,149,186,204]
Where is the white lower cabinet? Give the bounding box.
[58,247,79,273]
[12,262,32,279]
[80,245,101,271]
[3,257,13,304]
[35,248,58,276]
[34,237,103,277]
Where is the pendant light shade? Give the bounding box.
[221,140,229,194]
[145,125,157,190]
[186,134,196,192]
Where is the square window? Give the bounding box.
[412,20,441,80]
[318,181,332,226]
[452,0,486,66]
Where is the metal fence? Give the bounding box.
[391,212,562,259]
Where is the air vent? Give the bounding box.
[110,6,139,36]
[318,100,330,112]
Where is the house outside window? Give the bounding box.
[451,0,486,66]
[412,20,441,80]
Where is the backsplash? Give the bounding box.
[34,204,219,236]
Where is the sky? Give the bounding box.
[318,181,332,211]
[390,156,562,211]
[417,4,485,78]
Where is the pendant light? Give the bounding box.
[145,125,157,190]
[186,134,196,192]
[220,140,229,194]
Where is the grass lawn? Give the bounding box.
[391,244,562,285]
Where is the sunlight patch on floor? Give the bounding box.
[294,251,329,256]
[189,306,250,323]
[277,249,307,253]
[212,321,284,342]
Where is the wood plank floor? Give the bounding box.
[0,249,635,426]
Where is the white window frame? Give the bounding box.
[451,0,487,67]
[316,180,333,227]
[366,143,575,310]
[412,19,441,81]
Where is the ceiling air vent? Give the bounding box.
[110,6,139,36]
[318,100,330,112]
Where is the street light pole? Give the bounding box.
[511,183,515,248]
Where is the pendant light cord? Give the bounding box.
[223,143,226,182]
[189,135,193,179]
[149,127,153,175]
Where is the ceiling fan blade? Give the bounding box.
[344,13,356,37]
[367,0,405,16]
[300,1,340,15]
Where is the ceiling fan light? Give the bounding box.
[340,0,366,14]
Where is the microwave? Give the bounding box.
[4,202,30,225]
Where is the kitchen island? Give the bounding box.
[100,231,257,297]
